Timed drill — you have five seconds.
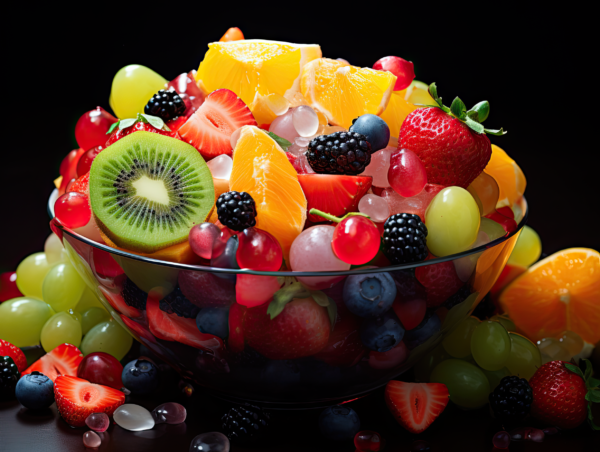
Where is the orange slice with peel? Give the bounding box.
[484,145,527,208]
[499,248,600,343]
[230,126,306,262]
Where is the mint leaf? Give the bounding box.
[464,116,485,134]
[326,297,337,330]
[267,282,309,319]
[267,131,292,152]
[450,97,467,120]
[106,120,120,135]
[471,101,490,123]
[141,113,169,131]
[118,118,136,131]
[565,362,585,378]
[484,127,507,136]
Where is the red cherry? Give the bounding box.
[388,149,427,197]
[54,192,91,229]
[236,227,283,271]
[332,216,380,265]
[77,352,124,389]
[76,146,103,178]
[188,223,232,260]
[354,430,386,451]
[373,56,415,91]
[58,148,86,195]
[0,272,23,302]
[75,107,118,151]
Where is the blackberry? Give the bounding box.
[144,89,186,121]
[222,403,270,443]
[307,131,372,175]
[382,213,428,264]
[216,191,257,232]
[1,356,20,401]
[121,278,147,310]
[159,287,201,318]
[489,376,533,423]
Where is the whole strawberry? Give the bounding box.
[399,84,505,188]
[529,359,600,430]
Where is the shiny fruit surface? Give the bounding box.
[0,297,54,347]
[110,65,167,119]
[332,216,380,265]
[75,107,117,151]
[41,310,82,351]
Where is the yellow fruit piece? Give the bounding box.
[499,248,600,343]
[230,126,307,262]
[54,175,63,189]
[249,92,291,126]
[380,80,435,139]
[484,145,527,208]
[196,40,322,107]
[301,58,396,129]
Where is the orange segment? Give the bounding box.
[379,81,434,139]
[484,145,527,208]
[219,27,244,42]
[499,248,600,343]
[230,126,306,262]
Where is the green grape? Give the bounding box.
[76,287,106,312]
[536,337,571,364]
[414,344,451,382]
[479,217,506,242]
[505,332,541,380]
[508,225,542,267]
[42,262,86,312]
[81,319,133,361]
[44,233,66,265]
[0,297,54,347]
[425,187,480,257]
[81,308,111,335]
[16,252,54,299]
[482,367,510,392]
[490,314,516,332]
[443,317,480,358]
[430,359,490,409]
[470,321,511,371]
[40,310,82,352]
[109,65,167,119]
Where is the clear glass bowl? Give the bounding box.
[49,190,527,406]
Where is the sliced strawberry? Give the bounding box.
[165,115,188,132]
[0,339,27,373]
[297,174,373,223]
[22,343,83,382]
[178,89,257,160]
[105,121,180,147]
[54,375,125,427]
[415,253,465,307]
[227,303,246,353]
[68,172,89,196]
[120,315,156,344]
[146,289,224,354]
[99,285,141,319]
[314,311,366,367]
[385,380,449,434]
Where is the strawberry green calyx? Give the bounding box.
[565,360,600,430]
[268,280,337,328]
[106,113,171,135]
[425,83,506,136]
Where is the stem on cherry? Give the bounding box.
[309,208,371,223]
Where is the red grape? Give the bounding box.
[388,149,427,197]
[54,192,91,229]
[236,227,283,271]
[189,223,231,260]
[75,107,117,151]
[76,146,103,178]
[354,430,385,451]
[0,272,23,302]
[373,56,415,91]
[332,216,380,265]
[493,431,510,448]
[77,352,123,389]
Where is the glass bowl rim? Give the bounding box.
[48,188,527,277]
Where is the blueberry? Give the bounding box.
[121,359,159,395]
[360,309,405,352]
[15,371,54,409]
[343,272,396,317]
[403,312,441,350]
[349,114,390,152]
[196,307,229,338]
[318,405,361,440]
[211,236,239,282]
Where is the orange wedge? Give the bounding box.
[300,58,396,129]
[230,126,306,261]
[499,248,600,343]
[379,81,434,139]
[484,145,527,208]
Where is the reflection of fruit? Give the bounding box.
[508,225,542,267]
[484,145,526,208]
[415,254,464,307]
[197,40,321,107]
[430,359,490,409]
[22,343,83,382]
[384,380,449,433]
[314,312,366,367]
[499,248,600,343]
[301,58,396,129]
[230,126,306,261]
[490,263,526,300]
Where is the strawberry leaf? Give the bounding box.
[450,97,467,120]
[267,131,292,152]
[464,116,485,134]
[565,362,585,378]
[268,282,310,319]
[588,377,600,388]
[588,403,600,430]
[585,391,600,403]
[118,118,136,131]
[470,101,490,123]
[310,290,329,307]
[139,113,170,132]
[107,120,120,135]
[583,359,594,382]
[484,127,507,136]
[467,110,479,122]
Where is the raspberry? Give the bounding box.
[145,90,186,121]
[307,132,372,175]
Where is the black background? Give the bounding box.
[1,6,597,272]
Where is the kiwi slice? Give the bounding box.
[89,131,214,253]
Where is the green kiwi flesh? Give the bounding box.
[89,131,214,253]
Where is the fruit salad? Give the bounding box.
[3,27,535,404]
